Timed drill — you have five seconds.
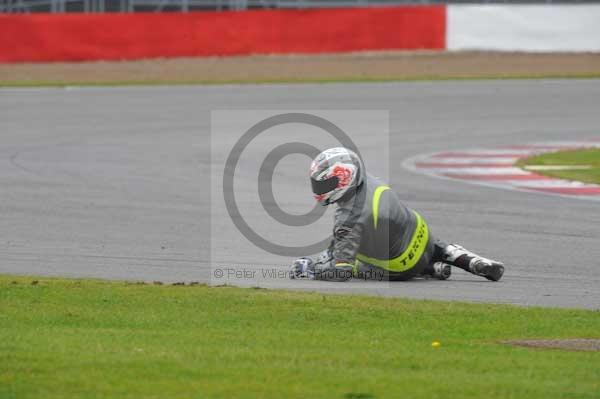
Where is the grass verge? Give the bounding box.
[518,148,600,185]
[1,274,599,399]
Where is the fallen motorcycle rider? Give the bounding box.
[290,147,505,282]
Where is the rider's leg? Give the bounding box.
[433,240,505,281]
[382,238,450,281]
[423,237,451,280]
[355,239,436,281]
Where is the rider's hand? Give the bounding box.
[289,257,315,279]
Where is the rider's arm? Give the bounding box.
[332,222,363,267]
[312,206,363,281]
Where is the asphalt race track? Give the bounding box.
[2,80,599,309]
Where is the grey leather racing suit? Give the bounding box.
[313,173,445,281]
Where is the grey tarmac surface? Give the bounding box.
[1,80,599,309]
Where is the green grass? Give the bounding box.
[518,148,600,184]
[1,275,599,399]
[2,73,600,88]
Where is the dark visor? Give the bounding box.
[311,176,339,195]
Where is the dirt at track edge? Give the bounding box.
[1,51,600,85]
[503,339,600,352]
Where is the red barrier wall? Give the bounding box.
[0,7,445,63]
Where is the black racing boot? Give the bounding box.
[470,258,505,282]
[442,244,505,282]
[432,262,452,280]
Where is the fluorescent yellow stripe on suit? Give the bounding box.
[372,185,390,229]
[357,210,429,273]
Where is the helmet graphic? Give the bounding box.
[310,147,364,205]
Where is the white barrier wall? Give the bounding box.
[447,5,600,52]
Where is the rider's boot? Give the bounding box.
[431,262,452,280]
[442,244,505,282]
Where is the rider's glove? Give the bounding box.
[289,257,315,280]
